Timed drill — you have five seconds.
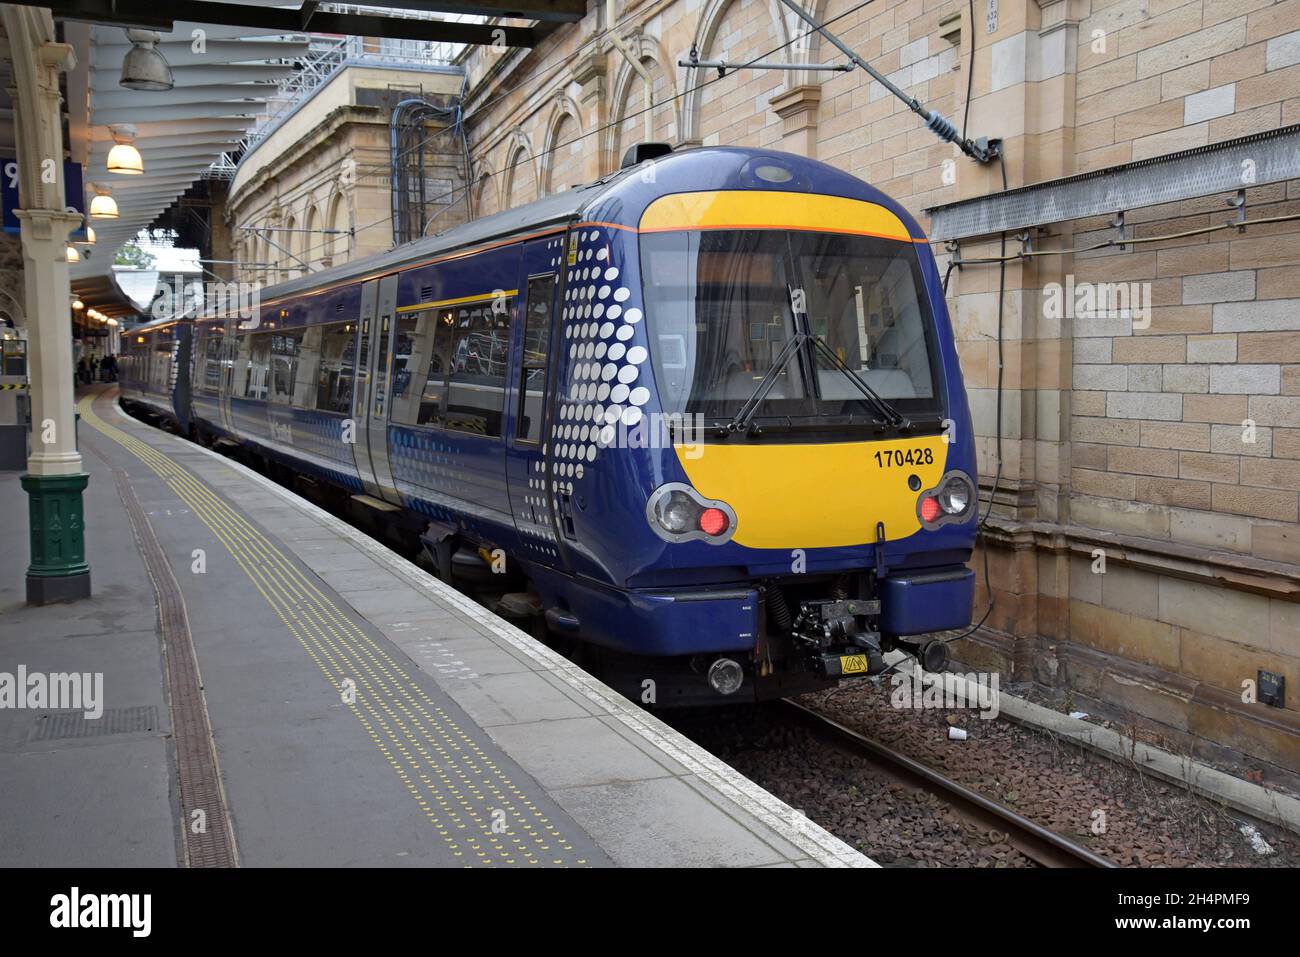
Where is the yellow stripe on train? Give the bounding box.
[639,190,914,242]
[675,434,948,549]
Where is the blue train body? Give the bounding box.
[120,146,978,704]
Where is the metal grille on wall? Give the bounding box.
[925,124,1300,242]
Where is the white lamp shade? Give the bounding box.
[89,193,119,219]
[66,245,80,262]
[107,142,144,175]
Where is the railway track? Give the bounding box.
[780,699,1116,868]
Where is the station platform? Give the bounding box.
[0,385,870,868]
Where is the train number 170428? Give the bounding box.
[873,447,934,468]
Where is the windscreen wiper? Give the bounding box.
[724,332,808,436]
[809,336,911,431]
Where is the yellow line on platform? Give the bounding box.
[80,391,582,866]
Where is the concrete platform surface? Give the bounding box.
[0,386,873,868]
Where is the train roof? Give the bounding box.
[177,147,930,318]
[124,316,184,336]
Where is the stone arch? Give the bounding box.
[605,35,681,173]
[541,96,585,194]
[500,131,538,210]
[472,161,500,218]
[283,213,298,280]
[326,192,349,266]
[302,202,318,272]
[681,0,790,146]
[0,286,24,327]
[255,227,273,287]
[239,233,254,284]
[796,0,834,77]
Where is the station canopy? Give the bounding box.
[17,0,585,310]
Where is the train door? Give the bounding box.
[173,323,193,434]
[351,274,402,504]
[504,237,563,562]
[217,317,237,435]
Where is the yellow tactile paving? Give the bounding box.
[81,393,587,867]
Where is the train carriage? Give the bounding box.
[121,144,979,705]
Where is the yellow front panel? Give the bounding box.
[676,435,949,549]
[639,190,913,242]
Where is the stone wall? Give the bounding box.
[226,64,468,285]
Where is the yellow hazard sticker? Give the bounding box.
[567,233,579,266]
[840,654,869,675]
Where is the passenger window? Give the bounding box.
[316,321,358,414]
[292,326,323,409]
[517,274,554,443]
[269,331,303,405]
[245,333,271,400]
[445,299,510,437]
[200,330,224,395]
[151,334,173,391]
[391,309,454,427]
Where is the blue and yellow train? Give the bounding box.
[120,145,978,705]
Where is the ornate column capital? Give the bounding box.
[13,208,81,244]
[572,46,607,90]
[769,85,823,157]
[37,41,76,75]
[769,84,823,133]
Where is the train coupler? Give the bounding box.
[793,598,886,678]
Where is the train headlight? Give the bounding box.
[937,480,970,515]
[917,471,976,529]
[646,483,737,544]
[661,493,697,534]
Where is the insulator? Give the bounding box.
[925,111,959,143]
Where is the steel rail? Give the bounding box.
[780,699,1116,868]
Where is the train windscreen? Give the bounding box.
[640,229,942,427]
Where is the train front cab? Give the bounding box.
[119,319,192,432]
[541,151,980,705]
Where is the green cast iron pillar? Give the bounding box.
[20,472,91,604]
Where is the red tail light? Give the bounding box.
[919,496,942,524]
[699,507,729,536]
